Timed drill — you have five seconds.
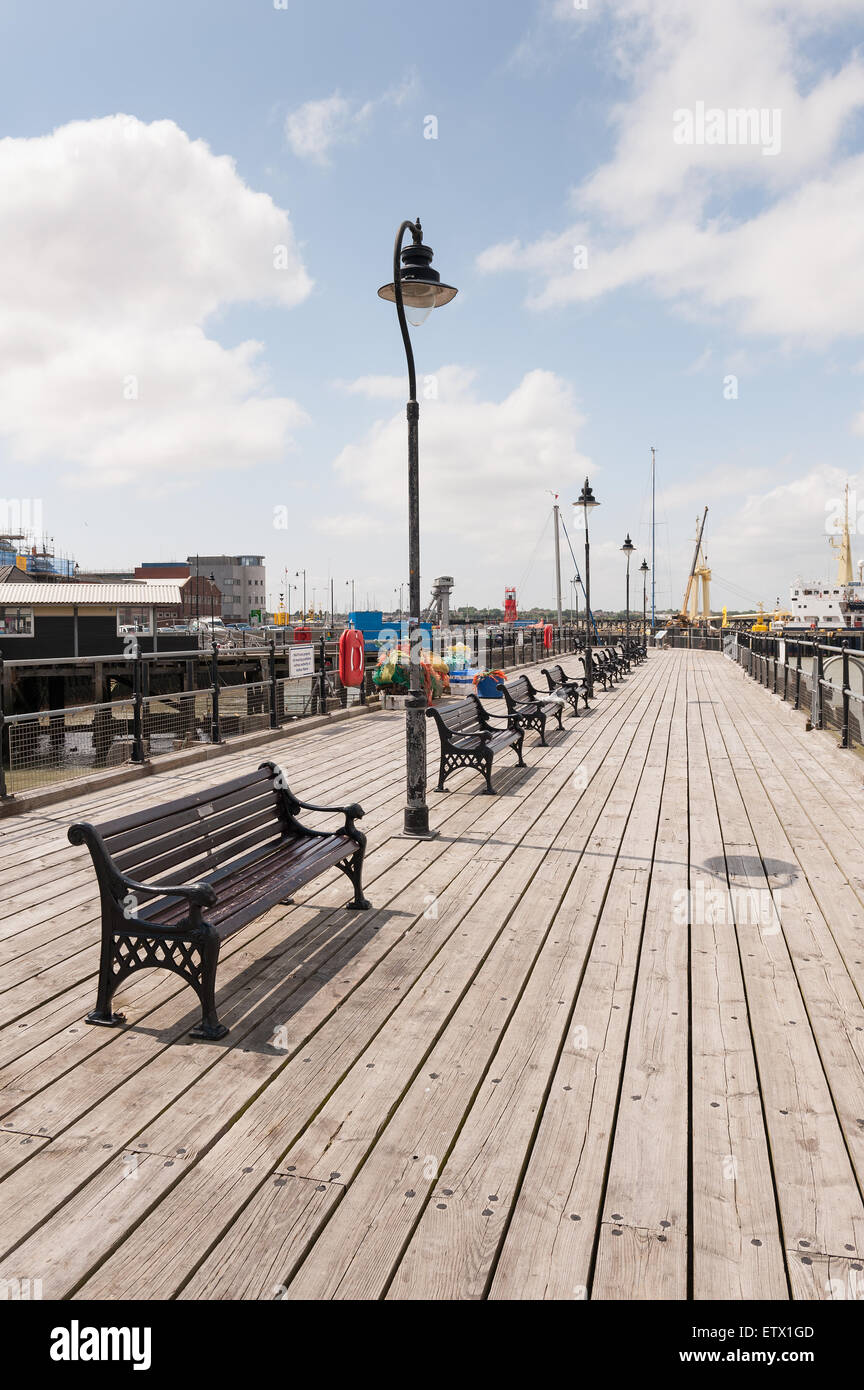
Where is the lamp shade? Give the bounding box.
[379,236,458,327]
[576,478,599,511]
[621,533,635,555]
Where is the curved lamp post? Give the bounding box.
[379,219,457,837]
[640,558,649,654]
[621,534,635,648]
[575,478,599,696]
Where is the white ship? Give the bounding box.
[789,484,864,630]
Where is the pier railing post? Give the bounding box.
[130,653,146,765]
[0,658,9,800]
[211,642,222,744]
[268,639,279,729]
[814,644,824,730]
[841,641,850,749]
[794,642,801,709]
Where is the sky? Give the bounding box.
[2,0,864,617]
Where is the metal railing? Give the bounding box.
[733,632,864,754]
[0,625,602,799]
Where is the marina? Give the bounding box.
[1,646,863,1301]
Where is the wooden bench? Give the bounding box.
[541,663,590,716]
[497,674,565,746]
[68,760,369,1042]
[426,695,525,794]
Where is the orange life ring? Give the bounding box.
[543,624,554,650]
[338,627,365,686]
[294,626,312,643]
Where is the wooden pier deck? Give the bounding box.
[1,648,864,1301]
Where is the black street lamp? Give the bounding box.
[640,558,649,654]
[209,572,216,626]
[621,534,635,648]
[379,218,457,837]
[575,478,599,696]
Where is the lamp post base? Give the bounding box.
[401,805,439,840]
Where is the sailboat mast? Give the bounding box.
[553,497,563,631]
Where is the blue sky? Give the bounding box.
[2,0,864,616]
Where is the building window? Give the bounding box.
[0,605,34,637]
[117,606,154,635]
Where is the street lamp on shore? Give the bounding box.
[379,218,458,838]
[640,558,649,653]
[575,478,599,696]
[295,569,306,621]
[621,534,635,648]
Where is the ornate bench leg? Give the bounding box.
[86,915,127,1028]
[189,931,228,1041]
[437,749,449,792]
[515,732,526,768]
[341,836,371,911]
[536,714,547,747]
[483,753,495,794]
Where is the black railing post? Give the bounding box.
[815,644,824,730]
[0,658,9,800]
[841,641,850,749]
[794,642,801,710]
[319,635,327,713]
[131,653,145,764]
[211,641,222,743]
[268,639,279,729]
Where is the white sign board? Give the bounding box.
[288,644,315,679]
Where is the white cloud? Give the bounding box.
[322,366,593,574]
[334,374,406,400]
[482,1,864,344]
[284,74,417,165]
[0,115,312,487]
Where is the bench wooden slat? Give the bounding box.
[96,767,273,840]
[107,785,279,860]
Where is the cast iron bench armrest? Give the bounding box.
[68,822,217,907]
[116,875,218,908]
[291,798,364,822]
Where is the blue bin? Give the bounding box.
[476,675,503,699]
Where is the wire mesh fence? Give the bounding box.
[0,626,595,799]
[6,700,136,793]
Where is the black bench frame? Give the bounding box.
[497,674,565,746]
[426,694,525,794]
[68,760,369,1042]
[541,663,590,716]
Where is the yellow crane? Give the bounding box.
[672,507,712,626]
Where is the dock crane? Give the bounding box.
[672,507,712,626]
